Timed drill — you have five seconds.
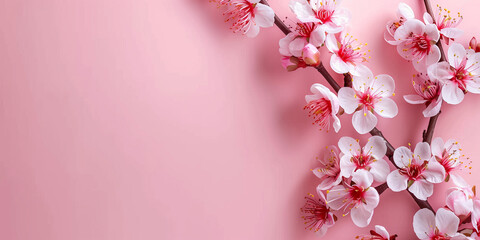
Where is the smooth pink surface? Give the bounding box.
[0,0,479,239]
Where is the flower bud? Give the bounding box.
[281,56,307,72]
[302,43,320,66]
[470,37,480,52]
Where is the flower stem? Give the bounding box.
[264,0,432,211]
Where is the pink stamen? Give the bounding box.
[304,98,333,130]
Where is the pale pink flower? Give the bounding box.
[313,145,342,190]
[338,68,398,134]
[423,5,463,43]
[386,142,445,200]
[358,225,397,240]
[338,136,390,183]
[385,2,415,44]
[428,43,480,104]
[446,176,474,217]
[304,83,341,132]
[301,188,335,237]
[220,0,274,38]
[289,0,350,33]
[403,73,443,118]
[393,19,441,73]
[325,32,369,75]
[472,199,480,232]
[431,137,464,183]
[470,37,480,53]
[327,169,379,228]
[413,208,466,240]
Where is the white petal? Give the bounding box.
[409,179,433,200]
[331,8,350,27]
[425,23,440,42]
[414,142,431,162]
[279,33,296,56]
[352,110,377,134]
[340,155,356,178]
[254,3,275,28]
[325,33,339,52]
[423,161,446,183]
[330,54,349,74]
[423,12,433,24]
[448,43,467,69]
[435,208,460,236]
[375,225,390,239]
[326,185,348,210]
[364,136,387,160]
[428,61,452,82]
[466,79,480,94]
[351,205,374,228]
[338,136,361,157]
[289,37,308,57]
[423,97,442,118]
[289,0,319,23]
[386,170,408,192]
[413,45,440,73]
[441,28,464,39]
[371,74,395,98]
[413,208,436,239]
[404,94,427,104]
[431,137,444,158]
[338,87,358,114]
[369,159,390,183]
[246,24,260,38]
[398,2,415,19]
[363,188,380,210]
[309,26,326,47]
[393,146,412,168]
[374,97,398,118]
[394,19,425,41]
[352,169,373,188]
[332,115,341,133]
[442,81,464,105]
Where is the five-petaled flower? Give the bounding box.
[289,0,350,34]
[219,0,275,38]
[403,73,443,118]
[423,5,463,44]
[413,208,466,240]
[338,136,390,183]
[393,19,440,73]
[325,32,369,75]
[431,137,465,183]
[446,176,475,217]
[338,68,398,134]
[301,189,336,237]
[327,169,379,228]
[428,42,480,104]
[313,145,342,190]
[304,83,341,132]
[384,2,415,44]
[387,142,445,200]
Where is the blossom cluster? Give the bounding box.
[212,0,480,238]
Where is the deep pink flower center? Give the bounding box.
[301,195,330,232]
[316,8,333,23]
[451,66,471,91]
[352,153,373,169]
[399,162,427,180]
[296,23,316,38]
[431,233,449,240]
[304,98,333,130]
[223,0,256,34]
[413,34,431,53]
[349,186,366,201]
[413,76,441,102]
[358,91,378,111]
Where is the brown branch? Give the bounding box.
[343,73,352,87]
[263,0,433,211]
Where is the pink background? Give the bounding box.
[0,0,479,239]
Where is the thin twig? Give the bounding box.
[343,73,352,87]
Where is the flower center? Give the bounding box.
[304,98,333,130]
[357,91,378,111]
[352,154,373,169]
[349,186,366,202]
[400,162,427,181]
[316,8,333,23]
[301,194,330,232]
[406,33,432,59]
[223,0,256,34]
[296,23,316,38]
[451,66,471,91]
[413,77,441,102]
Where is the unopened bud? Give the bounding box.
[302,43,320,66]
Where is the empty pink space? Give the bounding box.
[0,0,479,239]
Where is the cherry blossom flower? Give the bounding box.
[301,188,336,237]
[393,19,440,72]
[413,208,466,240]
[431,137,465,183]
[385,2,415,44]
[338,136,390,183]
[325,32,369,75]
[304,83,341,132]
[357,225,397,240]
[386,142,445,200]
[313,145,342,190]
[428,43,480,104]
[219,0,275,38]
[338,68,398,134]
[403,73,442,118]
[289,0,350,34]
[423,5,463,43]
[446,176,475,217]
[327,169,379,227]
[303,43,321,66]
